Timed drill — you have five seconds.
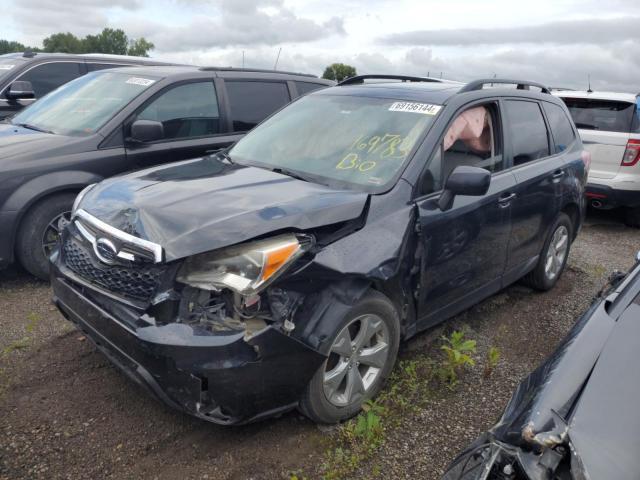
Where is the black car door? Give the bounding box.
[415,101,517,328]
[501,99,566,279]
[125,79,240,169]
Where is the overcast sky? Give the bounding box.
[5,0,640,92]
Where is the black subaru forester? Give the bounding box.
[51,76,589,425]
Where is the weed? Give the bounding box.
[438,330,476,387]
[484,346,500,378]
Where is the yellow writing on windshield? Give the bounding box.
[337,133,409,173]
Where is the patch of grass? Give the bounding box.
[317,353,439,479]
[437,330,476,388]
[309,330,480,478]
[484,346,500,378]
[0,311,43,397]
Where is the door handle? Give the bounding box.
[551,170,565,180]
[498,192,517,207]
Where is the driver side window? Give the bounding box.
[136,81,220,140]
[423,103,503,194]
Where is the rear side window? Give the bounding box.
[542,102,576,153]
[225,81,290,132]
[17,62,84,98]
[295,81,325,96]
[561,98,635,133]
[137,81,220,140]
[504,100,550,166]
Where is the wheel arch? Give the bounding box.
[560,201,581,240]
[5,170,104,260]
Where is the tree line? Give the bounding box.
[0,28,154,57]
[1,31,358,80]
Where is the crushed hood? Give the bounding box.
[81,156,369,261]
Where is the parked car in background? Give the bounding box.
[51,77,588,426]
[0,51,180,119]
[442,251,640,480]
[555,90,640,226]
[0,65,333,278]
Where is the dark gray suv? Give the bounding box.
[0,65,333,278]
[0,51,178,119]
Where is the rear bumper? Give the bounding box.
[586,184,640,209]
[50,260,325,425]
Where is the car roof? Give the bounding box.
[100,64,332,83]
[0,51,179,65]
[554,90,638,104]
[313,78,561,106]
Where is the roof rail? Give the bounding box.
[338,74,443,86]
[459,79,550,94]
[198,66,317,78]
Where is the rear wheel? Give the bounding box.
[624,207,640,228]
[16,193,76,280]
[522,213,572,291]
[299,290,400,424]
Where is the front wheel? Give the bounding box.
[16,193,76,280]
[522,213,573,291]
[299,290,400,424]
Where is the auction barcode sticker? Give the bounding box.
[389,102,441,115]
[0,65,15,70]
[126,77,155,87]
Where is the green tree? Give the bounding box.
[43,32,83,53]
[127,38,154,57]
[0,40,39,55]
[322,63,357,82]
[83,28,129,55]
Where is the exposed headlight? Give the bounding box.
[72,183,96,216]
[176,234,311,295]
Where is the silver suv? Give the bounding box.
[555,90,640,227]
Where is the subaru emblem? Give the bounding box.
[95,238,118,265]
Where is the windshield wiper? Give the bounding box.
[270,167,312,183]
[215,149,234,164]
[14,122,55,134]
[575,122,599,130]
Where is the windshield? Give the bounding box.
[11,71,160,136]
[229,94,440,191]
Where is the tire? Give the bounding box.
[522,212,573,291]
[624,207,640,228]
[299,290,400,424]
[16,193,76,280]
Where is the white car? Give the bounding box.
[554,90,640,227]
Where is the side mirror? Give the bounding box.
[130,119,164,143]
[438,166,491,211]
[6,80,35,100]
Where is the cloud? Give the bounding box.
[124,0,345,51]
[7,0,144,41]
[380,17,640,46]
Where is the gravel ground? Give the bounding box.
[0,209,637,480]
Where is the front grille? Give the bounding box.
[63,238,163,301]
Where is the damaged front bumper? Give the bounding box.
[50,259,325,425]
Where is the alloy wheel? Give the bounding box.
[323,314,390,408]
[42,210,71,257]
[544,225,569,280]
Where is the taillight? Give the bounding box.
[621,139,640,167]
[581,150,592,172]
